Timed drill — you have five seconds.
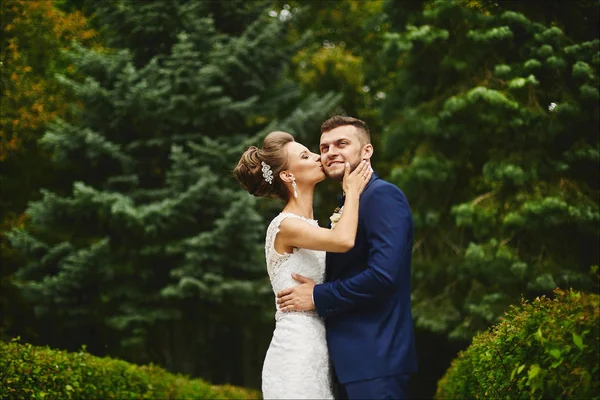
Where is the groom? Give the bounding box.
[276,116,417,399]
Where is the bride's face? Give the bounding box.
[281,142,325,187]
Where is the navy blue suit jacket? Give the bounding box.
[313,173,417,384]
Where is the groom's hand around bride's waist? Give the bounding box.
[277,273,316,312]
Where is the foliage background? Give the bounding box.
[436,289,599,399]
[1,0,598,397]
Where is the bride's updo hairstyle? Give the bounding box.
[233,131,294,201]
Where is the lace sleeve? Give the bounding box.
[265,213,313,280]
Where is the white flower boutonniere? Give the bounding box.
[329,206,343,228]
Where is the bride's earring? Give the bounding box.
[292,178,298,198]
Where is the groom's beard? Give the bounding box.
[324,159,361,182]
[324,168,343,182]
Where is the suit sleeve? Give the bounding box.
[313,184,412,317]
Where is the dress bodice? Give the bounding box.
[265,212,327,296]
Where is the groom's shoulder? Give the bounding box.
[364,177,410,209]
[363,179,412,220]
[367,177,406,199]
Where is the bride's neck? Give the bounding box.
[282,187,315,220]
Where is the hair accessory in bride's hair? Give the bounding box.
[261,161,274,184]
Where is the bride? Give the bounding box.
[233,131,371,399]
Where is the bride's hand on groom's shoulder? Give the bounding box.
[276,274,316,312]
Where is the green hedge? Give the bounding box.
[436,288,599,399]
[0,339,260,399]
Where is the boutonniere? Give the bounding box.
[329,206,343,228]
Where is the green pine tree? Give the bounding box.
[9,0,340,386]
[379,0,599,339]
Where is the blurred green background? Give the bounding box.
[1,0,598,398]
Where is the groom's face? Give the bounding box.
[319,125,372,182]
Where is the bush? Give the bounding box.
[436,288,599,399]
[0,339,260,399]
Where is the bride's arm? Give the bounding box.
[277,160,371,253]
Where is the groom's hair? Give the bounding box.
[321,115,371,146]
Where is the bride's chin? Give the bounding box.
[313,175,326,184]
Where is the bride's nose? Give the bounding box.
[311,153,320,161]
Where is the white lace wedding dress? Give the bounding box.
[261,213,334,399]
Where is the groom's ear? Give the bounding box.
[362,144,374,160]
[279,171,294,183]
